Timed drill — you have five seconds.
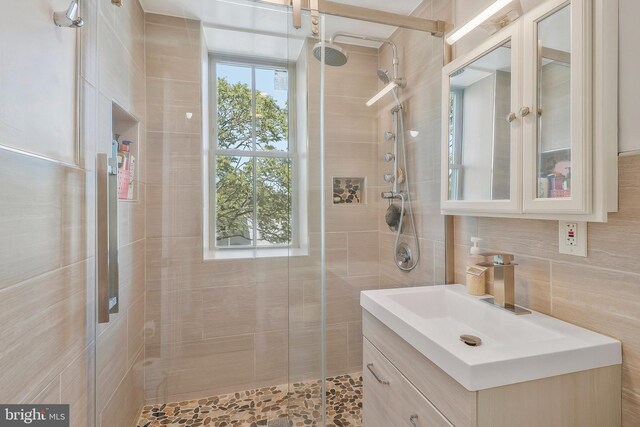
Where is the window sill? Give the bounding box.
[204,246,309,260]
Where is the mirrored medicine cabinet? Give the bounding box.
[441,0,618,222]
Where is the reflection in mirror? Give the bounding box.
[448,42,512,201]
[536,4,571,199]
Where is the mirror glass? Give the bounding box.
[536,4,571,199]
[448,42,512,201]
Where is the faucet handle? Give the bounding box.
[494,254,514,265]
[475,252,517,267]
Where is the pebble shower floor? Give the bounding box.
[136,373,362,427]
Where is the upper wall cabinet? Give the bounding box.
[441,0,618,222]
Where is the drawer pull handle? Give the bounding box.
[366,363,389,385]
[410,414,419,427]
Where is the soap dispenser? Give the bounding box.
[466,237,487,296]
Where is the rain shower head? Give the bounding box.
[377,69,391,84]
[312,42,349,67]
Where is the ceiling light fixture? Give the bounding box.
[445,0,514,45]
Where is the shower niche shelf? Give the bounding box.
[333,177,365,204]
[112,103,139,202]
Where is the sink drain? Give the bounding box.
[460,334,482,347]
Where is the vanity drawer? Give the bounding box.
[363,310,477,427]
[363,338,453,427]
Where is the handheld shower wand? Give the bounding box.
[53,0,84,28]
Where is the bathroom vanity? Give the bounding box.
[360,286,622,427]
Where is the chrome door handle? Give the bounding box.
[410,414,419,427]
[519,106,531,117]
[366,363,389,385]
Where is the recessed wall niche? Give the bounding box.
[333,177,365,204]
[112,103,139,201]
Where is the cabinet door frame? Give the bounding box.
[441,24,522,214]
[521,0,593,214]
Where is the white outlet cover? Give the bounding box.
[559,221,587,257]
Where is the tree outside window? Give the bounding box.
[213,60,293,248]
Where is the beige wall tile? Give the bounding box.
[347,321,364,372]
[513,255,551,314]
[289,326,323,382]
[326,324,349,377]
[146,132,202,186]
[202,285,256,338]
[326,275,378,325]
[144,334,255,402]
[146,237,256,290]
[97,315,128,413]
[255,330,289,386]
[0,151,62,289]
[61,347,96,427]
[98,15,130,108]
[30,376,61,404]
[255,281,289,333]
[348,231,380,277]
[146,184,202,238]
[0,260,92,403]
[100,349,144,427]
[128,294,145,367]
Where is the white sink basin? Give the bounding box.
[360,284,621,391]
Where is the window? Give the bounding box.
[210,56,296,249]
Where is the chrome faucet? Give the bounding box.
[475,253,531,315]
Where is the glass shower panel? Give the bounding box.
[136,2,312,427]
[286,11,327,427]
[316,9,447,422]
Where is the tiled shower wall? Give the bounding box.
[95,0,147,426]
[141,19,379,401]
[376,0,450,289]
[143,14,295,403]
[0,1,146,427]
[141,5,451,403]
[307,41,382,377]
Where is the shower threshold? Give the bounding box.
[136,373,362,427]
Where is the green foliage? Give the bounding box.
[215,77,291,246]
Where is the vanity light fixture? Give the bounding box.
[445,0,514,45]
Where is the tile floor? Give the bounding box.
[137,373,362,427]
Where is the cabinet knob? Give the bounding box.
[519,106,531,117]
[506,112,517,123]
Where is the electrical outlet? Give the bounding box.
[559,221,587,257]
[565,223,577,246]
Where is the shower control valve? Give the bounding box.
[384,174,395,183]
[384,153,395,162]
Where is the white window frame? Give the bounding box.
[206,54,301,257]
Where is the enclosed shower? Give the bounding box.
[133,4,447,425]
[0,1,447,427]
[313,33,421,271]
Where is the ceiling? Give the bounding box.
[139,0,425,60]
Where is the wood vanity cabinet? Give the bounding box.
[440,0,618,222]
[362,311,621,427]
